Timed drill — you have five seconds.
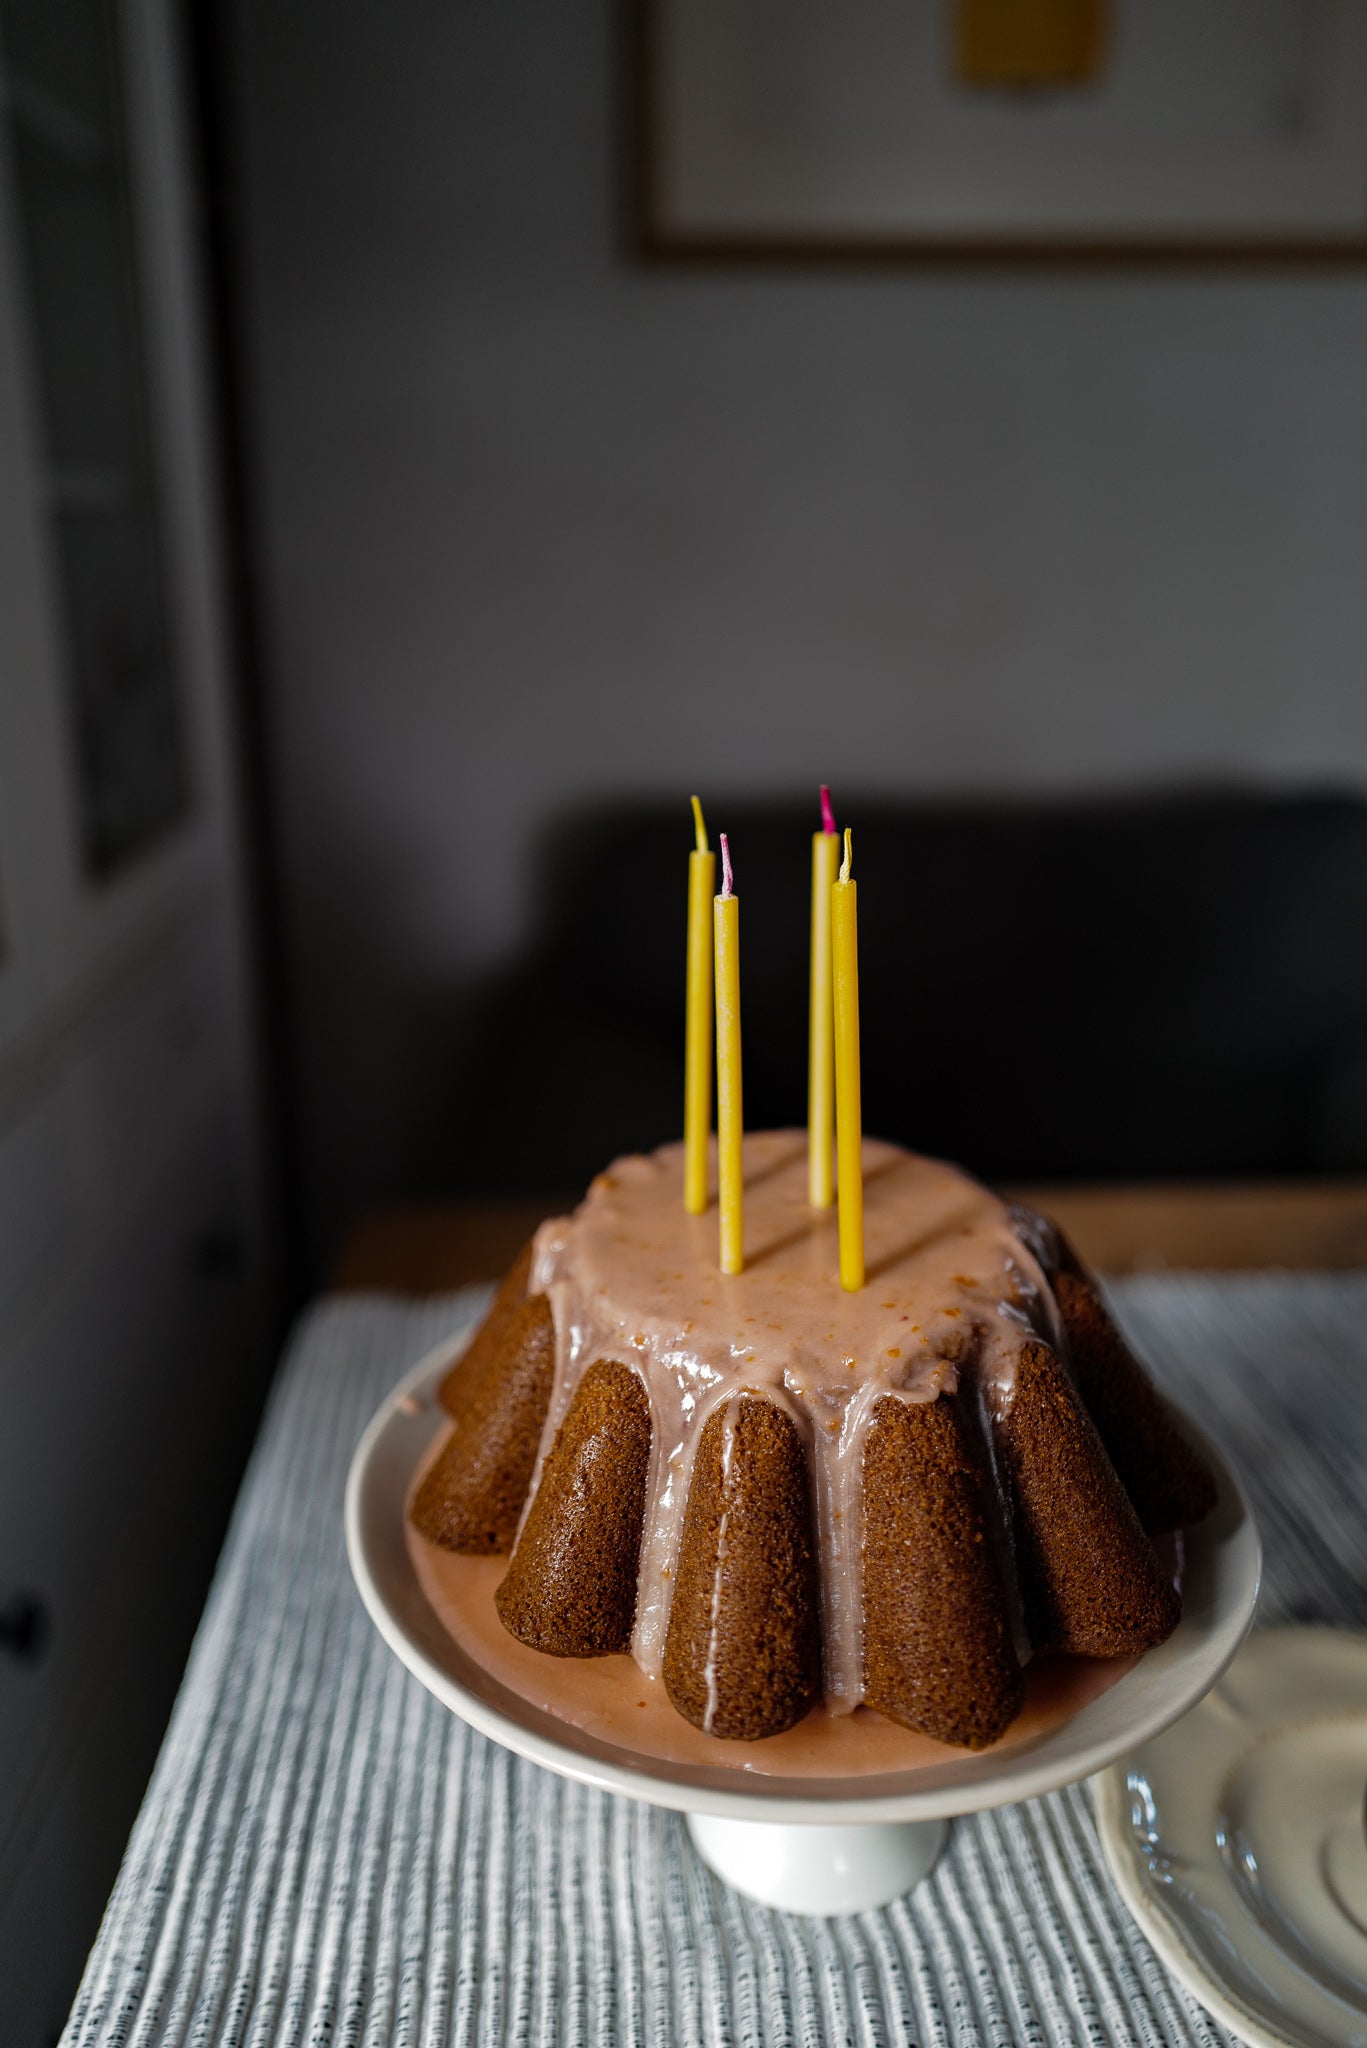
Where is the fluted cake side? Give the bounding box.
[408,1133,1216,1749]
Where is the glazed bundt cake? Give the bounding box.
[410,1131,1215,1750]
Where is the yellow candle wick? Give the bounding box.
[691,793,707,855]
[840,826,852,884]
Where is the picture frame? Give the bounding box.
[636,0,1367,264]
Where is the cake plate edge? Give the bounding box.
[345,1330,1260,1846]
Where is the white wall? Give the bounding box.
[231,0,1367,1243]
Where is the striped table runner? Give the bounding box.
[64,1275,1367,2047]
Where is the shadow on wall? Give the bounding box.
[451,788,1367,1196]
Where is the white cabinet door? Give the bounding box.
[0,4,272,2040]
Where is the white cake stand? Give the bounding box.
[345,1333,1261,1917]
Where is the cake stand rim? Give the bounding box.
[345,1329,1262,1825]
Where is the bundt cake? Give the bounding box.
[409,1131,1215,1750]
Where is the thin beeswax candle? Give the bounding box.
[808,784,839,1208]
[713,833,743,1274]
[832,827,864,1291]
[684,796,715,1213]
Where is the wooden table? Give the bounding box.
[333,1181,1367,1292]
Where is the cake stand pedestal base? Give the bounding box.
[686,1812,949,1915]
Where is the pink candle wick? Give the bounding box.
[820,784,837,835]
[720,832,734,898]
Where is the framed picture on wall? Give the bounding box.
[637,0,1367,261]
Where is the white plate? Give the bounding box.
[346,1329,1261,1827]
[1096,1627,1367,2048]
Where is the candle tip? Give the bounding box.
[820,784,837,835]
[840,827,852,884]
[690,794,707,854]
[719,832,734,897]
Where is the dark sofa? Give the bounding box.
[455,791,1367,1195]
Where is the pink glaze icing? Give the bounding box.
[406,1533,1144,1777]
[526,1131,1061,1713]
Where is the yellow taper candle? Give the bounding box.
[684,795,715,1213]
[832,826,864,1291]
[713,833,743,1274]
[808,783,839,1208]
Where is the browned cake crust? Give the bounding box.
[999,1340,1181,1657]
[861,1393,1024,1750]
[437,1243,534,1419]
[410,1292,556,1553]
[663,1394,822,1742]
[1052,1269,1217,1537]
[495,1359,651,1656]
[411,1184,1211,1741]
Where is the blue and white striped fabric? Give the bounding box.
[63,1274,1367,2046]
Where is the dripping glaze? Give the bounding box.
[526,1130,1060,1710]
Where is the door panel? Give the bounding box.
[0,5,272,2040]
